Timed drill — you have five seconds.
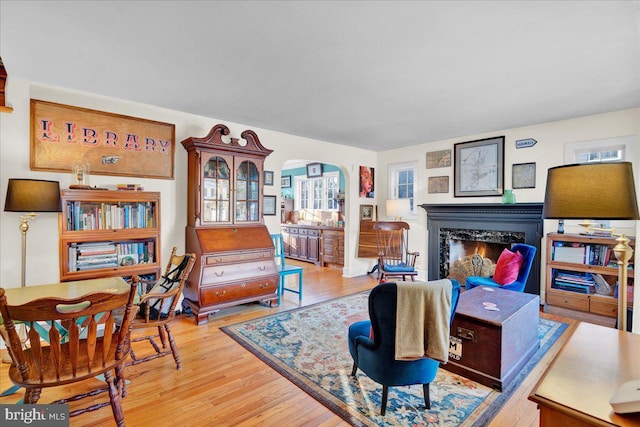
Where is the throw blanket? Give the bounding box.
[395,279,452,363]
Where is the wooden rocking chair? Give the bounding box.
[128,247,196,369]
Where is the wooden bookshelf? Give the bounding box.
[58,189,161,282]
[545,232,634,320]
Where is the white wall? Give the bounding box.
[0,79,376,291]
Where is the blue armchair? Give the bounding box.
[465,243,536,293]
[348,279,461,415]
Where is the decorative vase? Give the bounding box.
[502,189,516,204]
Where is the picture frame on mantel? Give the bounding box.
[454,136,504,197]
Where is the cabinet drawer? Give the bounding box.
[204,250,272,265]
[589,298,618,317]
[307,229,320,236]
[288,228,299,234]
[200,276,278,305]
[202,260,277,284]
[298,228,308,235]
[547,291,588,312]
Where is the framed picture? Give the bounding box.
[306,162,323,178]
[426,149,451,169]
[263,195,277,215]
[428,176,449,193]
[359,166,375,198]
[512,162,536,189]
[360,204,374,221]
[281,175,291,188]
[264,170,274,186]
[454,136,504,197]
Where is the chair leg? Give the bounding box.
[104,370,125,427]
[350,361,358,376]
[297,273,303,301]
[381,385,388,416]
[165,323,182,369]
[423,383,431,410]
[24,387,42,404]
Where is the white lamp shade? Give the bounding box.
[386,199,411,219]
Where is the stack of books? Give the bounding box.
[70,242,118,271]
[117,183,144,191]
[553,270,595,294]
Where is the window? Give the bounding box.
[388,161,417,213]
[294,171,340,211]
[564,136,635,164]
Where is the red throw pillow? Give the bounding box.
[493,248,524,285]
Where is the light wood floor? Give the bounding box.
[0,262,579,426]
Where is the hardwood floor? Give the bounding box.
[0,262,578,426]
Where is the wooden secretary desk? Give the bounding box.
[180,124,279,325]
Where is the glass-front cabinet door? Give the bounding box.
[201,154,232,224]
[200,153,262,224]
[235,159,261,222]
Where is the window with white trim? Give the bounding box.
[388,161,417,214]
[294,171,340,211]
[564,136,635,164]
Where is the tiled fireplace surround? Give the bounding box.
[421,203,544,295]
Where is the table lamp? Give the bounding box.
[386,198,411,220]
[4,178,62,287]
[542,162,639,331]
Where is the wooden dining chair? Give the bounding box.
[0,279,139,427]
[128,247,196,369]
[271,234,303,304]
[374,221,420,283]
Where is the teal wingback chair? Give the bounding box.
[271,234,303,304]
[465,243,536,293]
[348,279,461,415]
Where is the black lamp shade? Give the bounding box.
[542,162,639,220]
[4,179,62,212]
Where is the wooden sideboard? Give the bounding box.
[529,322,640,426]
[281,224,344,267]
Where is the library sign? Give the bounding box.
[30,99,176,179]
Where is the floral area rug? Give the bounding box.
[222,293,568,427]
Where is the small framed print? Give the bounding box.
[426,149,451,169]
[306,162,323,178]
[360,204,374,221]
[428,176,449,193]
[264,170,274,186]
[263,195,277,215]
[512,162,536,189]
[281,175,291,188]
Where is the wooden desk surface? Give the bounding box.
[2,277,129,306]
[529,322,640,426]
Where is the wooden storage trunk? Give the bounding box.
[443,286,540,391]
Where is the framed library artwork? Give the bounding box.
[264,170,274,186]
[263,195,277,215]
[512,162,536,189]
[360,204,374,221]
[281,175,291,188]
[30,99,176,179]
[306,162,323,178]
[428,176,449,194]
[454,136,504,197]
[426,149,451,169]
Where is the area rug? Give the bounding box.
[222,293,568,426]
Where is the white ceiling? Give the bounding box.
[1,1,639,151]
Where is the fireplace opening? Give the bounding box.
[440,228,525,285]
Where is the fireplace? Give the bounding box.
[420,203,544,295]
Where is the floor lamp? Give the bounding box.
[4,178,62,288]
[542,162,639,331]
